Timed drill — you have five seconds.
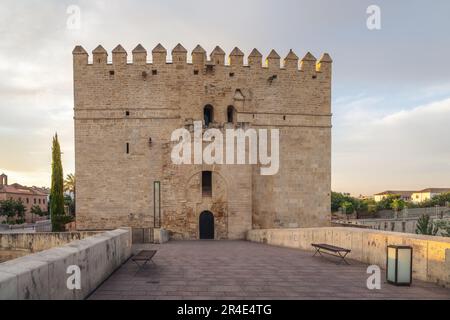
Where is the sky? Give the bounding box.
[0,0,449,196]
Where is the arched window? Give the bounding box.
[204,105,214,127]
[227,106,235,123]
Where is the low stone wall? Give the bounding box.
[0,231,99,257]
[0,228,132,300]
[247,227,450,287]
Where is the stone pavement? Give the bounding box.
[89,240,450,300]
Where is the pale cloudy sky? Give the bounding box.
[0,0,449,195]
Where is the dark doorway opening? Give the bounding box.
[199,211,214,240]
[204,105,214,127]
[227,105,235,123]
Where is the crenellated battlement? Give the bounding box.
[73,43,332,74]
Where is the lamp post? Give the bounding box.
[386,245,413,286]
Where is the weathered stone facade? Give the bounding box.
[73,43,332,240]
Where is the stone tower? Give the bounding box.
[73,43,332,240]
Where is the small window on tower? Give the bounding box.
[125,111,130,116]
[126,143,130,154]
[152,70,157,75]
[227,106,235,123]
[204,105,214,127]
[202,171,212,197]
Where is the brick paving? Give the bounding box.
[89,240,450,300]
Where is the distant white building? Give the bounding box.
[373,188,450,203]
[411,188,450,203]
[373,190,414,203]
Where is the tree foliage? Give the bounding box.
[340,201,354,215]
[0,199,26,224]
[64,173,75,194]
[331,192,377,215]
[50,133,65,231]
[30,205,47,217]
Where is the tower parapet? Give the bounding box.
[210,46,225,65]
[92,45,107,65]
[132,44,147,65]
[152,43,167,66]
[248,48,262,68]
[192,45,206,69]
[112,44,127,65]
[266,50,280,69]
[72,45,88,66]
[229,47,244,66]
[172,43,187,66]
[283,49,299,70]
[317,53,333,76]
[300,52,317,76]
[73,44,332,79]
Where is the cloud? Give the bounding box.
[333,96,450,195]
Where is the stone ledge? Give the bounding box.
[0,228,131,300]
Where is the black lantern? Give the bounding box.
[386,245,413,286]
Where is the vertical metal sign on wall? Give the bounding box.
[154,181,161,228]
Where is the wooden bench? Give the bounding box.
[311,243,351,265]
[131,250,157,271]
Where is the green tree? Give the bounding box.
[64,173,76,215]
[376,194,397,211]
[391,198,406,218]
[340,201,355,215]
[64,195,75,215]
[50,133,65,231]
[365,198,378,214]
[415,214,439,236]
[331,192,346,212]
[63,173,75,194]
[30,205,46,217]
[0,199,26,224]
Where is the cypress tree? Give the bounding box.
[50,133,65,231]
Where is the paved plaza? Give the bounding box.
[89,240,450,300]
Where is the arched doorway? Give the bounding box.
[204,105,214,127]
[199,211,214,240]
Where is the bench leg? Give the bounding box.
[313,249,350,265]
[132,258,156,276]
[338,252,350,265]
[313,248,321,257]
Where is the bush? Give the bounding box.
[51,215,74,232]
[415,214,439,236]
